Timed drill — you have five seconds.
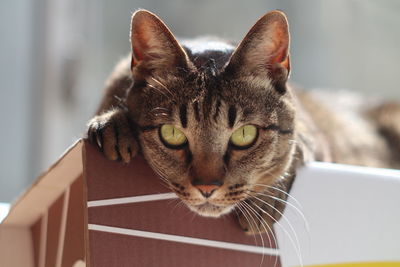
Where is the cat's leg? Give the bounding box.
[87,108,139,163]
[236,173,295,235]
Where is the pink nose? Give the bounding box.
[195,185,220,198]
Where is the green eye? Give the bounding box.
[230,125,258,148]
[160,124,187,147]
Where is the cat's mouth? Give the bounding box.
[189,202,235,217]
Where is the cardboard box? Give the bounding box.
[0,141,85,267]
[0,140,278,267]
[1,140,400,267]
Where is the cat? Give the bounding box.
[87,9,400,234]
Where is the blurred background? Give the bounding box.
[1,0,399,203]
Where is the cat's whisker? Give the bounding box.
[250,190,310,234]
[240,202,269,267]
[168,198,184,213]
[245,196,304,267]
[151,166,175,191]
[248,184,307,227]
[245,192,303,263]
[190,209,198,223]
[236,203,259,246]
[250,183,303,209]
[147,83,170,98]
[150,107,169,112]
[181,205,198,220]
[245,200,302,267]
[239,202,265,263]
[240,201,278,267]
[166,196,179,205]
[237,203,267,267]
[150,164,168,180]
[139,165,198,220]
[149,77,173,96]
[158,178,171,189]
[150,112,170,119]
[154,113,170,118]
[150,107,171,118]
[241,202,266,249]
[155,173,170,186]
[113,95,128,111]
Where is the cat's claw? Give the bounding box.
[87,109,138,163]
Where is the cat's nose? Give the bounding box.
[195,185,219,198]
[192,180,222,198]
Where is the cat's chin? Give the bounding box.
[188,202,235,218]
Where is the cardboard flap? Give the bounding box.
[3,140,83,227]
[1,140,87,267]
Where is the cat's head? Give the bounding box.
[126,10,296,217]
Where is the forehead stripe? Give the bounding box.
[213,99,221,122]
[193,102,200,122]
[228,106,237,128]
[179,104,188,128]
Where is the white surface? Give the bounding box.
[87,192,177,207]
[275,162,400,267]
[0,203,10,223]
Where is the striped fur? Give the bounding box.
[87,10,400,233]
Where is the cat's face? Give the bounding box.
[126,10,295,217]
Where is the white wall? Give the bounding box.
[0,0,35,202]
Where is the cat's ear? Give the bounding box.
[225,10,290,93]
[130,10,191,77]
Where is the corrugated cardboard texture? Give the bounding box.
[84,141,279,267]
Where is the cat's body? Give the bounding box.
[87,10,400,233]
[95,44,400,170]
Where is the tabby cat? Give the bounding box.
[87,10,400,234]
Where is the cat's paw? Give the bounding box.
[87,109,138,163]
[236,190,287,235]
